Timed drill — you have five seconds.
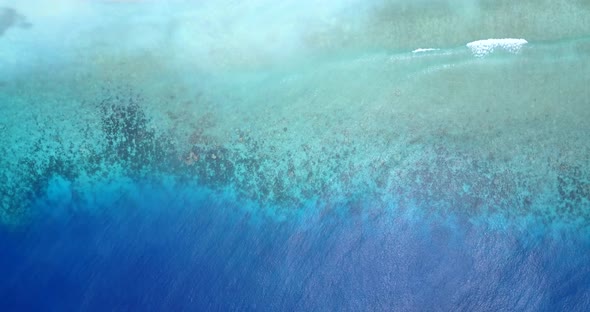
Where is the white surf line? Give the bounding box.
[411,38,527,57]
[466,38,528,57]
[412,48,440,53]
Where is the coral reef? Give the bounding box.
[98,89,176,174]
[1,85,589,228]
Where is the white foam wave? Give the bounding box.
[466,38,528,57]
[412,48,440,53]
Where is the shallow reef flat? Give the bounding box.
[1,37,589,233]
[0,0,589,233]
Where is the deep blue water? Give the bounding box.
[1,180,590,311]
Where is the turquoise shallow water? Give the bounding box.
[1,0,590,310]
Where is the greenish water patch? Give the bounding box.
[0,7,30,37]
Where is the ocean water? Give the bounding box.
[1,0,590,310]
